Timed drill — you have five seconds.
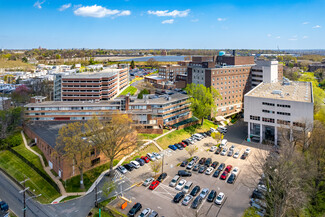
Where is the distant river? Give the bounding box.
[121,55,186,62]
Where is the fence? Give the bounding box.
[8,147,61,193]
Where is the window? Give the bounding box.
[262,109,275,114]
[293,122,305,128]
[250,115,260,121]
[277,112,290,116]
[277,120,290,125]
[262,117,275,123]
[262,102,275,106]
[277,104,291,108]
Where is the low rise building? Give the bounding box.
[244,80,314,145]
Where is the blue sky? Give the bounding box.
[0,0,324,49]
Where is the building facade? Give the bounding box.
[251,60,283,87]
[244,80,314,145]
[54,68,129,102]
[158,64,188,82]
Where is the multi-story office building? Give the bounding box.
[53,68,129,101]
[244,80,313,145]
[158,61,189,82]
[251,60,283,87]
[187,55,255,117]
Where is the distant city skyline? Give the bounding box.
[0,0,324,49]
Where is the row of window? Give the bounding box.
[262,102,291,108]
[262,109,275,114]
[262,117,275,123]
[250,115,260,121]
[277,112,291,116]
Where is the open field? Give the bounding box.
[0,59,35,70]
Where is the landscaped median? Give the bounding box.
[118,86,137,96]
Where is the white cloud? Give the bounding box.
[191,19,199,22]
[289,38,298,41]
[74,5,131,18]
[312,25,321,29]
[34,0,45,9]
[162,19,174,24]
[59,3,71,11]
[147,9,190,17]
[276,36,281,39]
[217,18,226,21]
[302,22,309,25]
[267,34,272,37]
[302,36,308,39]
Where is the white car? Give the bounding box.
[229,145,235,151]
[220,139,228,148]
[130,161,140,169]
[210,127,217,132]
[215,192,225,205]
[210,146,217,152]
[146,153,156,161]
[152,152,161,160]
[221,148,228,156]
[169,175,180,187]
[138,208,151,217]
[232,167,239,176]
[182,195,193,206]
[233,150,240,158]
[175,179,187,190]
[199,188,209,198]
[186,161,194,169]
[245,148,251,155]
[205,167,214,175]
[142,177,155,187]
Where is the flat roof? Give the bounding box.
[145,76,166,80]
[62,68,125,79]
[245,81,313,103]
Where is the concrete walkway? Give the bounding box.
[20,131,85,204]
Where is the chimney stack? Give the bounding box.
[233,50,236,56]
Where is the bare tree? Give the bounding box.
[186,146,198,157]
[149,160,161,176]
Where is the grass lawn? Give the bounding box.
[63,159,119,192]
[31,145,49,167]
[156,120,218,150]
[0,150,61,204]
[118,86,137,96]
[124,143,159,164]
[60,195,81,202]
[137,133,161,140]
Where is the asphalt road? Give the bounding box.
[0,170,132,217]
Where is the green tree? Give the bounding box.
[130,60,135,69]
[137,89,150,99]
[185,83,221,125]
[186,145,198,157]
[22,57,28,63]
[149,160,161,176]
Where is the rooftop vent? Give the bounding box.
[271,90,282,95]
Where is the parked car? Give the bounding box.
[169,175,180,187]
[141,156,150,163]
[198,165,207,173]
[138,208,151,217]
[207,190,217,202]
[220,171,229,180]
[205,158,212,166]
[221,149,227,156]
[217,163,225,171]
[192,164,200,171]
[128,202,142,217]
[191,196,203,209]
[227,150,234,157]
[215,147,222,155]
[178,170,192,177]
[210,146,217,152]
[180,161,188,167]
[157,173,167,182]
[190,185,201,196]
[130,161,140,169]
[227,174,236,184]
[213,170,221,178]
[152,152,161,159]
[199,157,206,165]
[215,192,225,205]
[217,127,227,134]
[176,179,187,190]
[192,156,199,163]
[124,163,134,171]
[199,188,209,198]
[182,195,193,206]
[232,167,239,176]
[168,145,177,151]
[179,142,187,148]
[220,139,228,148]
[200,133,207,138]
[117,165,128,174]
[143,177,155,187]
[146,153,156,161]
[210,127,217,132]
[252,189,264,199]
[182,140,190,146]
[186,161,194,169]
[175,143,183,150]
[205,167,214,175]
[173,192,185,203]
[245,148,251,155]
[233,150,240,158]
[229,145,235,151]
[225,165,233,173]
[148,210,158,217]
[211,161,219,169]
[135,158,145,166]
[0,201,9,212]
[149,181,159,190]
[241,152,248,160]
[182,181,193,193]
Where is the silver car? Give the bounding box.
[182,195,193,206]
[143,177,155,187]
[199,188,209,198]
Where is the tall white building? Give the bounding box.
[244,80,313,145]
[251,60,283,87]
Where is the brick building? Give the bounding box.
[158,61,189,82]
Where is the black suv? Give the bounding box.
[173,192,185,203]
[190,185,201,196]
[217,163,225,171]
[180,161,188,167]
[178,170,192,177]
[215,147,222,154]
[157,173,167,182]
[124,163,134,171]
[205,158,212,166]
[207,190,217,202]
[199,157,206,165]
[128,202,142,217]
[191,196,203,209]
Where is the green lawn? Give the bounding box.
[137,133,161,140]
[31,145,49,167]
[156,120,218,149]
[60,195,81,202]
[118,86,137,96]
[0,150,61,204]
[63,159,119,192]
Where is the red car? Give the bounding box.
[225,165,233,173]
[149,180,160,190]
[141,156,150,163]
[179,142,187,148]
[220,171,229,180]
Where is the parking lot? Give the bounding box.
[112,121,267,217]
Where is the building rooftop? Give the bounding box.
[145,75,166,80]
[245,81,313,103]
[62,68,125,79]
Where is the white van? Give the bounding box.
[146,153,156,161]
[220,139,228,148]
[193,133,203,140]
[182,181,193,193]
[130,160,140,169]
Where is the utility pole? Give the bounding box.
[19,178,30,217]
[162,154,164,173]
[94,182,102,208]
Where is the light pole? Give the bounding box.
[19,178,29,217]
[161,154,164,173]
[94,182,102,208]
